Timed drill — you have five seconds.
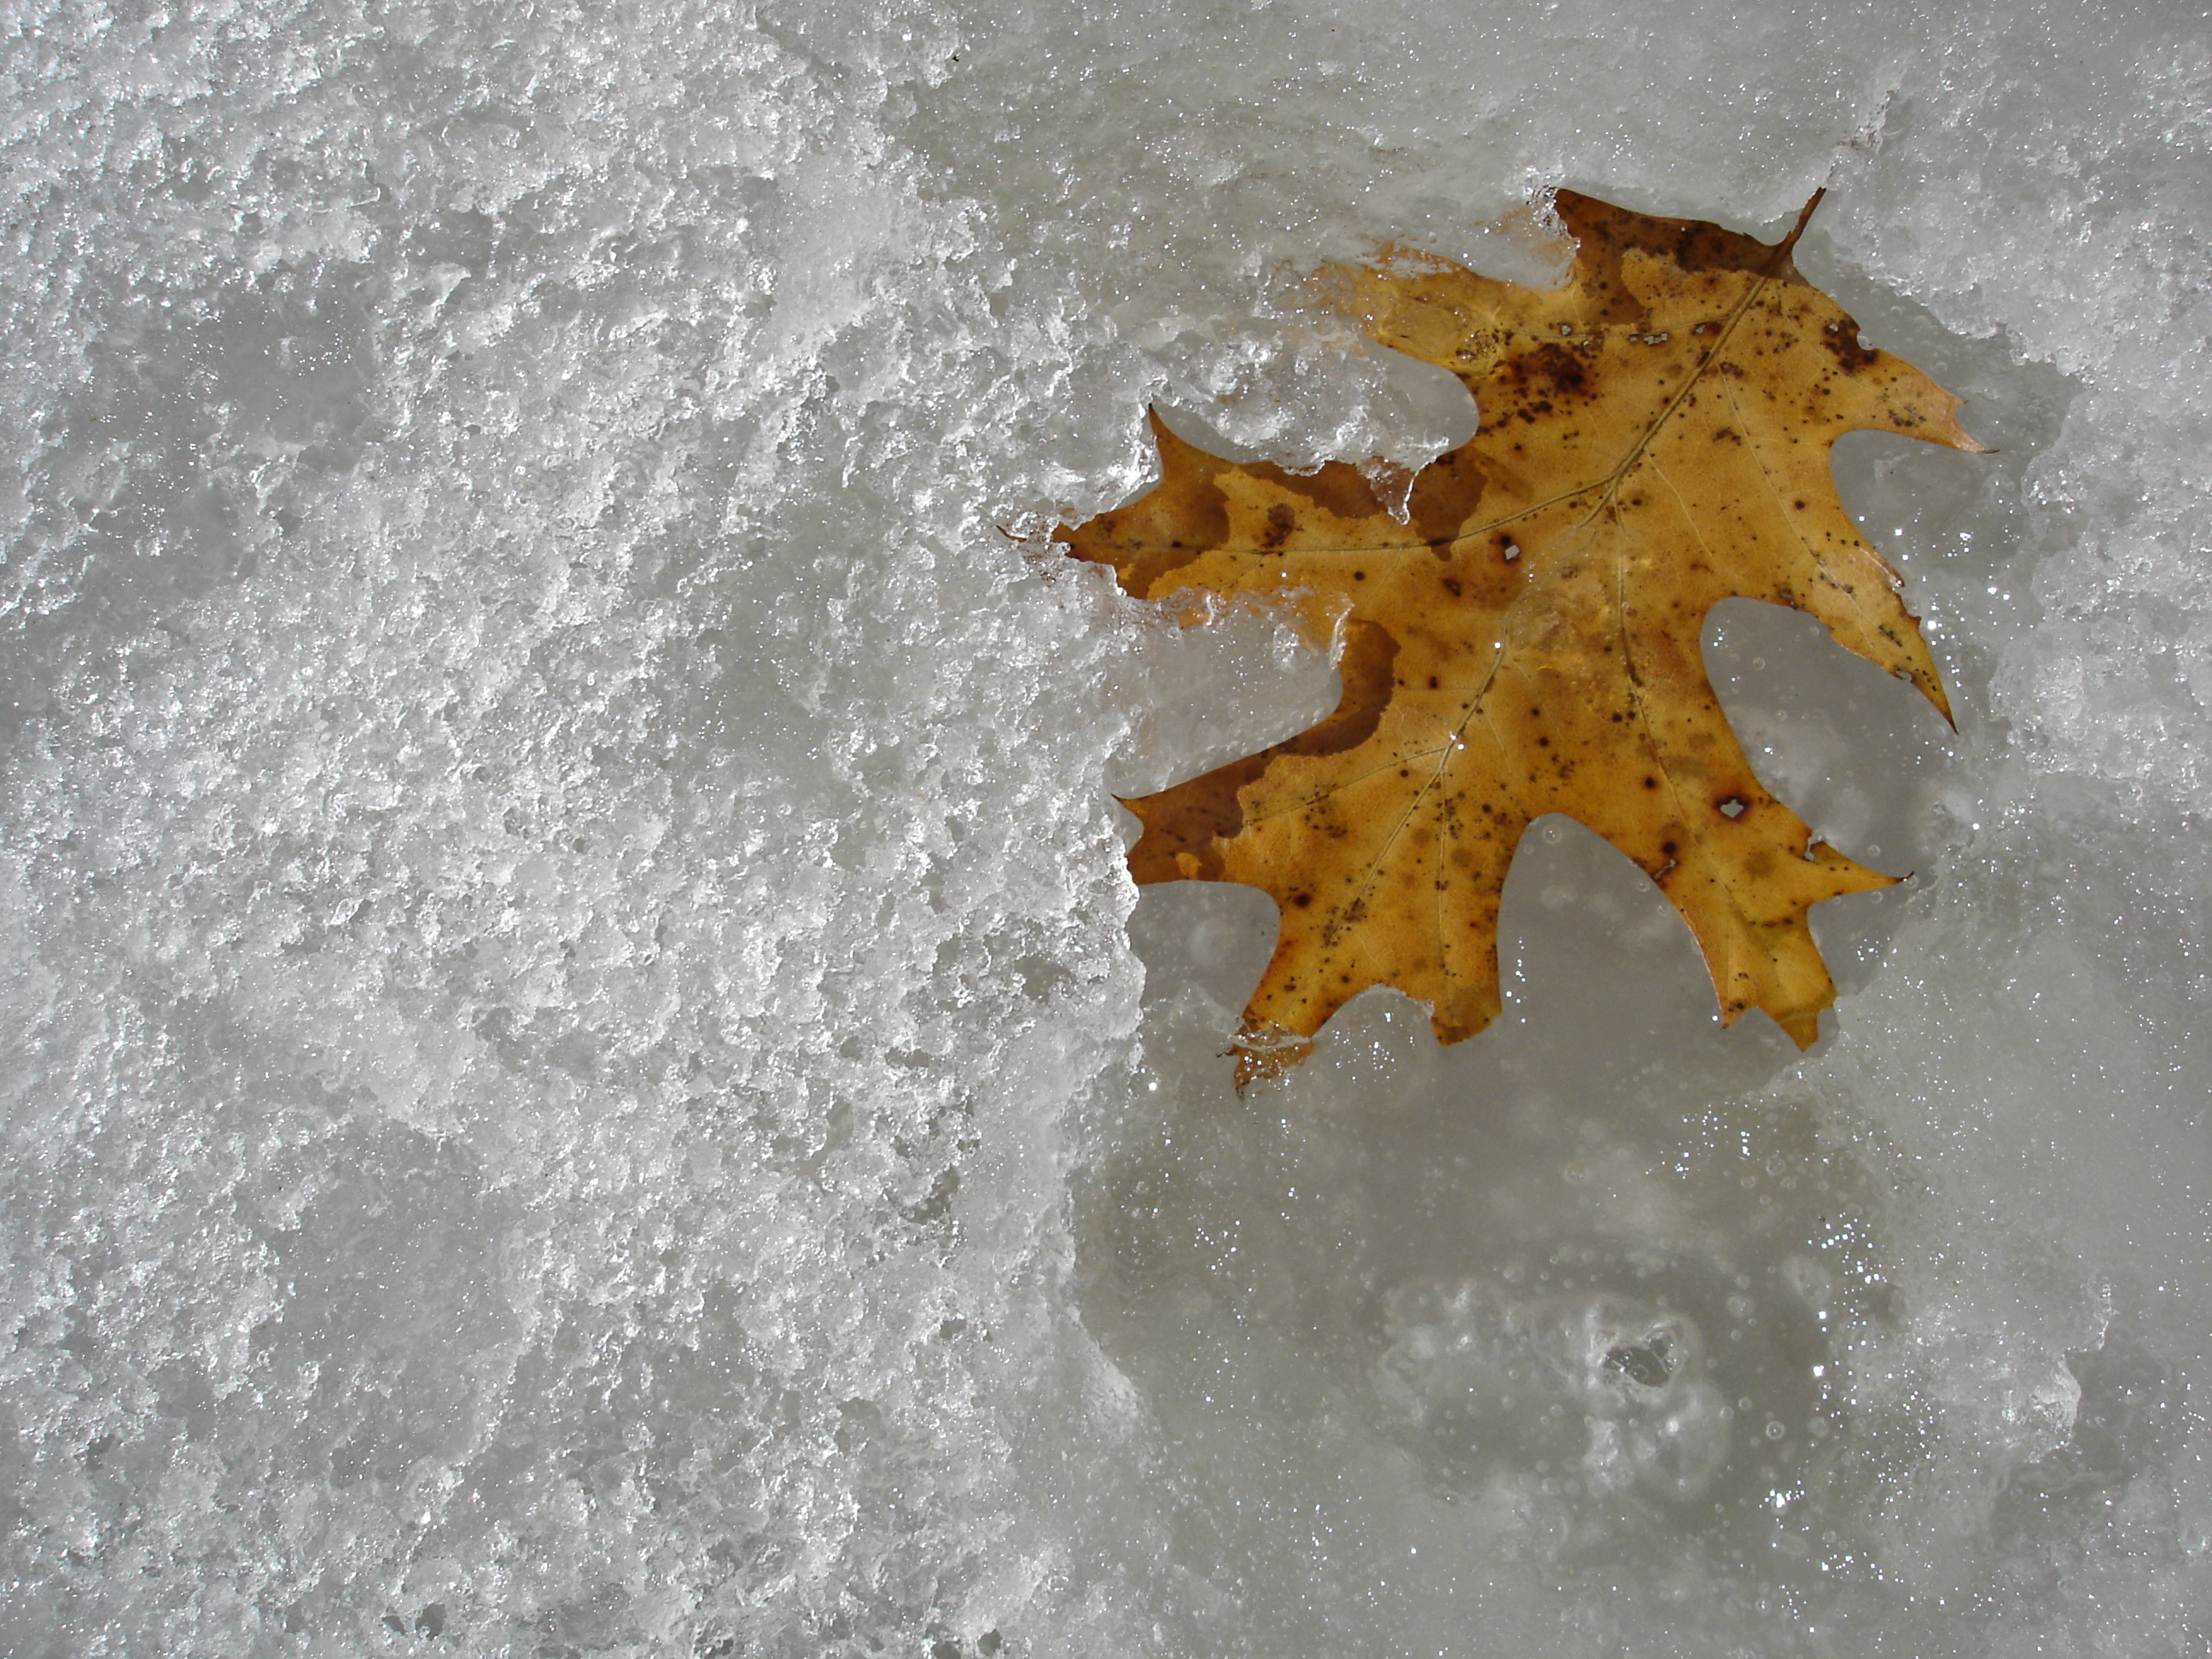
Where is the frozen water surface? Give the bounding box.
[1,0,2207,1653]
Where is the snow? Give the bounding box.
[0,0,2206,1653]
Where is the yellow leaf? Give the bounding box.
[1065,190,1986,1084]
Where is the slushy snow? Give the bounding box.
[0,1,2206,1654]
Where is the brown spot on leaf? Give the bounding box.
[1821,316,1878,370]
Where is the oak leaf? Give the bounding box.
[1066,190,1983,1082]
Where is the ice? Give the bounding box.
[1,0,2208,1653]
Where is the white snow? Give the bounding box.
[0,0,2206,1653]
